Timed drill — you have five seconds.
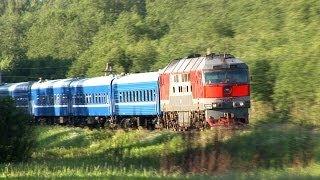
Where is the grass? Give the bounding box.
[0,124,320,179]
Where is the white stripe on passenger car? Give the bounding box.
[72,104,110,108]
[115,102,156,106]
[33,105,68,108]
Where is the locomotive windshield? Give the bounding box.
[204,69,248,84]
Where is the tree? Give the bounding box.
[0,98,35,162]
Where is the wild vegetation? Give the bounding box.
[0,1,319,177]
[0,0,318,125]
[0,125,319,178]
[0,98,35,163]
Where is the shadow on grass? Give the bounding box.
[16,121,320,178]
[161,125,318,175]
[36,128,91,149]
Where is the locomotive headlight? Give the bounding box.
[204,104,213,109]
[233,101,245,107]
[239,101,244,106]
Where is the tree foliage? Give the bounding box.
[0,0,318,124]
[0,98,35,162]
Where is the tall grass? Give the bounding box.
[0,124,319,179]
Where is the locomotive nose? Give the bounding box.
[223,86,232,96]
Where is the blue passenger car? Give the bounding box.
[70,76,114,117]
[112,72,160,116]
[0,82,32,114]
[31,79,74,117]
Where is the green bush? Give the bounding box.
[0,98,35,162]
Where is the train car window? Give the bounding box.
[59,95,62,105]
[132,91,134,102]
[146,90,149,101]
[143,91,146,101]
[139,90,142,102]
[126,92,129,102]
[74,95,77,104]
[149,90,152,101]
[186,86,189,92]
[153,90,156,100]
[119,92,122,103]
[53,95,57,105]
[137,91,140,102]
[64,94,68,105]
[132,91,136,102]
[173,87,175,93]
[95,95,98,104]
[90,94,94,104]
[174,75,179,82]
[78,94,81,104]
[129,91,131,102]
[182,74,189,82]
[80,94,82,104]
[43,95,45,105]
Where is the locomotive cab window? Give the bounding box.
[204,69,249,84]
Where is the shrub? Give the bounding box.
[0,97,35,162]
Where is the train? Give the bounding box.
[0,53,250,130]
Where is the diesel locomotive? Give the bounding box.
[0,53,250,130]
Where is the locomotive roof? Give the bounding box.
[162,54,248,74]
[114,72,159,84]
[70,76,114,87]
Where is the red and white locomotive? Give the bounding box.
[159,53,250,129]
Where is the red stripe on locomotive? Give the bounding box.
[204,84,250,98]
[160,74,170,100]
